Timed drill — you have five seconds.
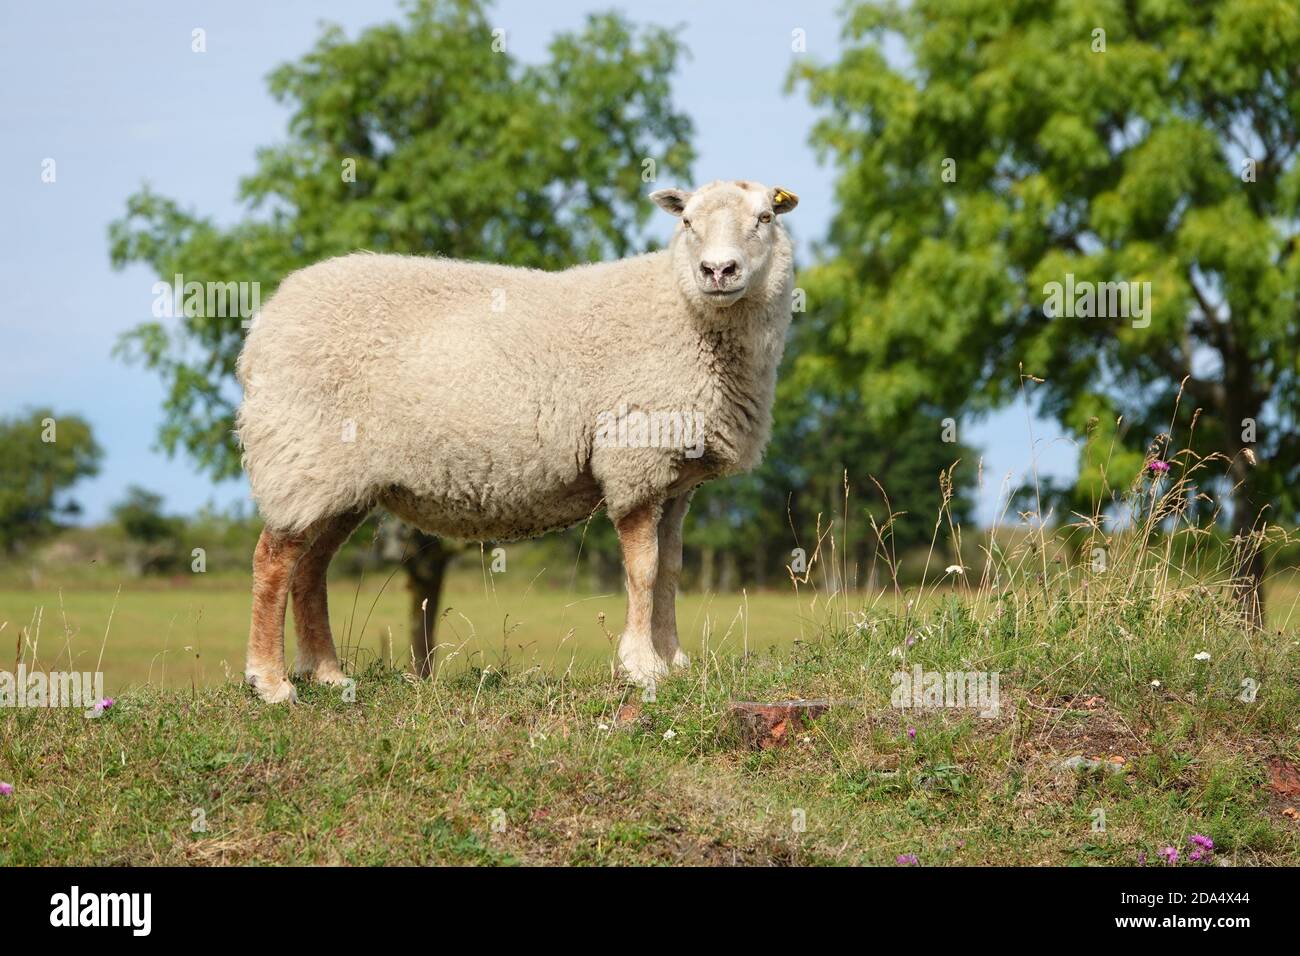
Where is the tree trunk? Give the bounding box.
[587,544,602,593]
[1223,359,1265,626]
[719,549,737,593]
[407,529,451,677]
[700,546,716,592]
[1230,480,1265,628]
[751,538,766,589]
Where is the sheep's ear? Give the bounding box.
[650,188,691,217]
[772,187,799,214]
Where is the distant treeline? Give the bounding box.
[7,485,1298,596]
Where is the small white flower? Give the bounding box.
[1149,679,1162,688]
[945,564,966,576]
[1194,652,1211,662]
[597,723,610,732]
[662,729,676,741]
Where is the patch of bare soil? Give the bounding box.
[1265,757,1300,824]
[1026,693,1146,763]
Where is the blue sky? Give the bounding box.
[0,0,1075,525]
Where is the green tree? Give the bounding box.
[110,0,693,666]
[110,485,186,575]
[111,486,177,545]
[793,0,1300,619]
[0,409,102,554]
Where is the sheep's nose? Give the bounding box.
[700,259,740,285]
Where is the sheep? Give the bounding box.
[235,179,799,702]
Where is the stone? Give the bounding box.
[729,699,832,749]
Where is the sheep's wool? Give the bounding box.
[236,180,796,540]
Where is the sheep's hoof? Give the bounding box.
[293,659,349,685]
[618,641,670,688]
[313,666,350,686]
[246,671,297,704]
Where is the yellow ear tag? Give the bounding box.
[773,189,790,204]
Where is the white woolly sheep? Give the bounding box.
[236,179,799,702]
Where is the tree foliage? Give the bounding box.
[112,486,180,545]
[792,0,1300,540]
[0,409,102,553]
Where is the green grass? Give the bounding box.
[5,438,1300,865]
[7,387,1299,865]
[2,578,1298,865]
[0,575,819,693]
[5,572,1299,695]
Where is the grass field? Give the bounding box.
[3,571,1300,694]
[5,452,1300,867]
[0,574,826,694]
[2,562,1300,865]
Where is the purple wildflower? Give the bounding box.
[1149,460,1170,475]
[1137,851,1147,866]
[1188,834,1214,851]
[100,698,114,711]
[907,727,917,741]
[1189,850,1203,862]
[1158,845,1179,865]
[0,782,12,796]
[896,853,919,866]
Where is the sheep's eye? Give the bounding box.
[758,211,773,224]
[682,218,692,230]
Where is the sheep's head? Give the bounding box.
[651,180,798,310]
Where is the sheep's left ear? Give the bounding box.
[650,188,691,216]
[772,187,799,214]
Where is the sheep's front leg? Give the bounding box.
[245,527,309,704]
[652,493,693,670]
[615,502,667,688]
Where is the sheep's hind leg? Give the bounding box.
[290,508,369,686]
[615,502,668,688]
[245,527,311,704]
[652,493,693,670]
